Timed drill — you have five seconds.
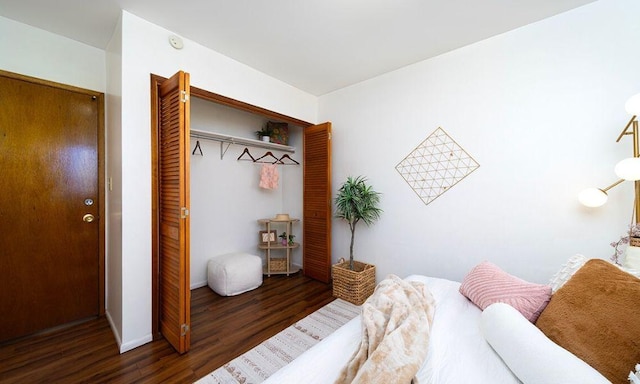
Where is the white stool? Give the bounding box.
[207,252,263,296]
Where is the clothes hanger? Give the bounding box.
[277,154,299,165]
[192,140,203,156]
[254,151,279,163]
[237,147,256,162]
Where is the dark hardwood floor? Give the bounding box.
[0,273,335,384]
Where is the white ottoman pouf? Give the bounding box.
[207,252,263,296]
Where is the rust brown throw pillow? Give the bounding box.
[535,259,640,383]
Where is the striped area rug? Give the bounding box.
[195,298,360,384]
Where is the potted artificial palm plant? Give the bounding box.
[255,127,272,142]
[332,176,382,305]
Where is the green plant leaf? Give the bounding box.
[334,176,382,269]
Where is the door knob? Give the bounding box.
[83,214,95,223]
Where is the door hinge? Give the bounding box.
[181,324,190,336]
[180,207,189,219]
[328,132,332,140]
[180,90,189,103]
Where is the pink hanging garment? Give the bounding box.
[259,164,279,190]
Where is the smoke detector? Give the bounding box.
[169,35,184,50]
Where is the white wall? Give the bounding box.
[319,0,640,284]
[189,99,304,288]
[116,11,317,352]
[0,16,105,92]
[105,14,124,350]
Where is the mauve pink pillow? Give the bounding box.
[459,261,552,322]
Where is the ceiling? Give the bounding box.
[0,0,597,96]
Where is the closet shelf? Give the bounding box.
[190,129,295,153]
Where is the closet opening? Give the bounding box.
[151,72,332,353]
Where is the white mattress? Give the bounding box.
[263,275,521,384]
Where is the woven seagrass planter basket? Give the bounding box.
[332,260,376,305]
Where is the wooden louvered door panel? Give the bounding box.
[303,122,332,283]
[158,70,191,354]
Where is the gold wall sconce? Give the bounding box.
[579,93,640,220]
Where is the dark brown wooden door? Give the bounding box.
[0,72,102,342]
[303,122,332,283]
[157,70,191,354]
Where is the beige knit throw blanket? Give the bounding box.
[335,275,436,384]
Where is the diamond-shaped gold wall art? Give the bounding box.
[396,127,479,205]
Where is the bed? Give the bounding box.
[263,257,640,384]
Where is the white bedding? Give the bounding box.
[481,303,610,384]
[263,275,521,384]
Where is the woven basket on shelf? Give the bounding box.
[270,258,287,272]
[331,260,376,305]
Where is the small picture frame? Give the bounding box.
[259,230,277,244]
[267,121,289,145]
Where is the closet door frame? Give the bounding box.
[189,87,313,127]
[151,73,326,345]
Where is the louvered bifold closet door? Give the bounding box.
[158,70,191,354]
[303,122,332,283]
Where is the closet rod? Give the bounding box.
[190,129,295,160]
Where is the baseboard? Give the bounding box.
[119,333,153,354]
[191,280,208,290]
[106,310,153,354]
[105,311,122,351]
[189,266,305,291]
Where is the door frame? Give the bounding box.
[0,69,106,316]
[150,73,313,339]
